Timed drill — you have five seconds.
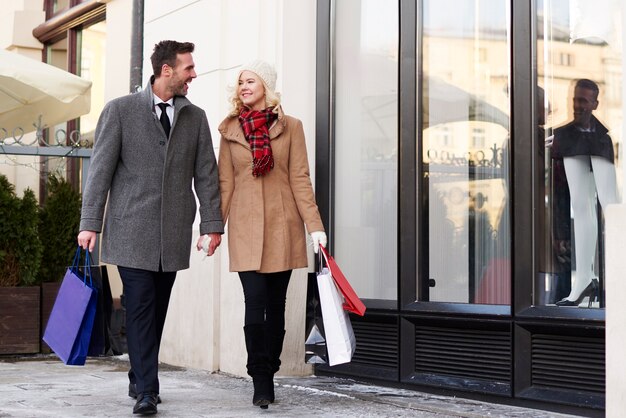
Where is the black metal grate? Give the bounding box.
[415,325,511,382]
[531,333,605,393]
[351,320,398,369]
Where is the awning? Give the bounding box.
[0,49,92,136]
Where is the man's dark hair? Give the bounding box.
[151,40,195,76]
[576,78,600,101]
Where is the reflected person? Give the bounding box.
[551,79,618,307]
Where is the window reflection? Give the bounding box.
[334,0,398,301]
[79,21,107,143]
[422,0,511,304]
[45,38,69,178]
[537,0,623,309]
[53,0,70,15]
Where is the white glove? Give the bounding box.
[198,234,212,260]
[310,231,327,254]
[201,235,212,252]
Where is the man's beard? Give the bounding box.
[172,79,188,96]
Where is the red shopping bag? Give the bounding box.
[319,245,366,316]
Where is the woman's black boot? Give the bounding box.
[252,377,272,409]
[244,324,272,408]
[266,328,286,403]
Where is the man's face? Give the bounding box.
[572,86,598,128]
[169,52,197,96]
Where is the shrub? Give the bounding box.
[0,175,43,286]
[38,175,82,283]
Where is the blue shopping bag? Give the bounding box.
[43,247,98,365]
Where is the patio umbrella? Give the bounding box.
[0,49,92,136]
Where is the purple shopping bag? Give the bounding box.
[43,248,98,365]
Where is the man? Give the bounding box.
[551,78,617,307]
[77,40,223,415]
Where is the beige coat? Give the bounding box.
[218,109,324,273]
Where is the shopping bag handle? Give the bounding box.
[84,249,92,287]
[70,246,82,270]
[71,246,93,287]
[318,247,323,273]
[318,244,330,273]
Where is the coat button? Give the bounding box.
[159,141,165,146]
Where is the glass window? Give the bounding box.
[45,37,69,178]
[334,0,398,301]
[536,0,623,309]
[42,17,106,185]
[79,21,107,143]
[422,0,511,304]
[53,0,70,14]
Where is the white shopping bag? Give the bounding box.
[317,266,356,366]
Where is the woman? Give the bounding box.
[217,60,326,408]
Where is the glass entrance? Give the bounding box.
[421,0,512,304]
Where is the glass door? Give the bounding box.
[421,0,512,305]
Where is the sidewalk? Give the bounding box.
[0,355,583,417]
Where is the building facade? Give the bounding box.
[2,0,626,415]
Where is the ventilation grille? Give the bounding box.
[415,325,511,382]
[532,333,605,393]
[351,320,398,369]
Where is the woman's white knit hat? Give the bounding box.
[239,60,277,91]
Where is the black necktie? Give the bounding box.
[157,102,171,137]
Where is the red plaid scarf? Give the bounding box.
[239,108,278,177]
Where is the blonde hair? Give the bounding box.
[228,71,281,116]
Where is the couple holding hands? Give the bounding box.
[77,40,326,415]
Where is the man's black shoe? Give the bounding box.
[129,383,161,404]
[133,393,158,415]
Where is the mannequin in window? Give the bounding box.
[551,79,618,307]
[539,87,572,304]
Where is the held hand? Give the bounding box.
[310,231,327,254]
[77,230,97,252]
[196,235,208,251]
[197,233,222,257]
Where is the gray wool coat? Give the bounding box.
[79,82,224,272]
